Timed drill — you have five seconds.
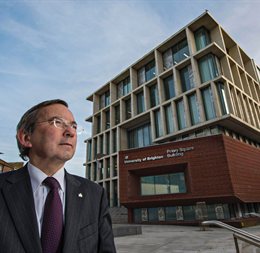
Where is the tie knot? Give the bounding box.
[43,177,60,190]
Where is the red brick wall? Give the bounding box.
[224,137,260,202]
[119,134,260,208]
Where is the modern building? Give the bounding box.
[85,11,260,225]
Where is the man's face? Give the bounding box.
[27,104,77,167]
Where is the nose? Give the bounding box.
[64,126,76,137]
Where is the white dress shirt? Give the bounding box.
[27,162,66,236]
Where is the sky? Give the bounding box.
[1,0,260,177]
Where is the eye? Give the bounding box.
[71,123,78,130]
[54,118,64,127]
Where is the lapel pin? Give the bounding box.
[78,193,83,198]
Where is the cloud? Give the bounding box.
[1,0,260,175]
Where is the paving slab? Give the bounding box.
[114,225,260,253]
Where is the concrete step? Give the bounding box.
[109,206,128,224]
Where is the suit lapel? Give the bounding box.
[63,172,85,253]
[2,166,42,253]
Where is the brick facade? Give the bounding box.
[119,134,260,223]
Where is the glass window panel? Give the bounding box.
[199,54,220,83]
[183,206,196,220]
[112,129,117,153]
[141,172,186,196]
[155,175,169,194]
[117,76,131,98]
[125,99,131,120]
[163,48,173,69]
[93,162,97,181]
[169,173,186,193]
[138,67,146,85]
[141,176,155,195]
[137,128,144,147]
[207,205,217,220]
[217,82,229,115]
[180,65,194,92]
[223,204,231,219]
[115,105,120,124]
[117,82,123,98]
[123,76,131,95]
[143,124,152,147]
[165,207,177,221]
[137,92,145,114]
[145,60,156,82]
[128,123,151,149]
[106,133,110,155]
[165,104,174,134]
[163,75,175,100]
[134,208,142,223]
[176,100,186,129]
[150,84,159,107]
[172,39,189,64]
[154,110,163,138]
[87,141,92,162]
[194,26,211,51]
[188,93,200,125]
[148,208,158,222]
[105,110,110,129]
[202,87,216,120]
[99,135,103,154]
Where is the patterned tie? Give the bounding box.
[41,177,63,253]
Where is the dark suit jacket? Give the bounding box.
[0,165,116,253]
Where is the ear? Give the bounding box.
[17,129,33,148]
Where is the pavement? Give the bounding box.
[114,224,260,253]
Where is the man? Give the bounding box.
[0,99,116,253]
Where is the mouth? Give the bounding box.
[60,143,73,148]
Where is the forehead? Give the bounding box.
[38,104,74,120]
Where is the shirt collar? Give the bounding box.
[27,162,65,193]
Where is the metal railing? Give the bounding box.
[202,220,260,253]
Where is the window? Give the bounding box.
[188,93,200,125]
[93,162,97,181]
[202,86,216,120]
[105,110,110,129]
[96,115,101,134]
[137,92,145,114]
[125,98,131,120]
[180,65,195,92]
[100,91,110,109]
[172,39,190,64]
[164,104,174,134]
[114,105,120,125]
[117,76,131,98]
[112,129,117,153]
[106,132,110,154]
[93,138,97,157]
[176,99,186,130]
[141,172,186,196]
[194,26,211,51]
[150,84,159,107]
[217,82,229,115]
[128,123,152,148]
[154,110,163,138]
[87,140,92,162]
[99,160,103,180]
[99,135,103,154]
[162,48,173,69]
[162,39,190,69]
[106,158,110,178]
[138,60,156,85]
[86,164,91,180]
[163,75,175,100]
[198,54,220,83]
